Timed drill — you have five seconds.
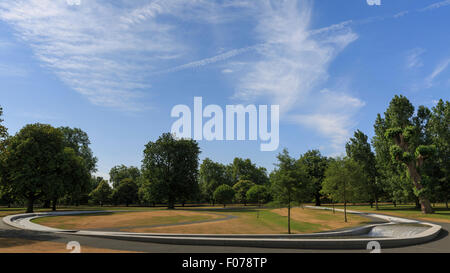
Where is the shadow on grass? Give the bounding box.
[187,207,260,213]
[0,229,63,249]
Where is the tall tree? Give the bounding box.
[0,106,11,206]
[321,157,369,222]
[427,99,450,208]
[0,106,7,146]
[59,127,97,173]
[112,178,139,207]
[346,130,380,209]
[199,158,232,205]
[213,184,235,208]
[383,95,434,213]
[229,158,269,185]
[58,127,97,206]
[109,165,141,189]
[297,150,328,206]
[89,179,112,207]
[142,133,200,209]
[271,149,311,234]
[232,180,256,206]
[1,124,66,213]
[138,177,165,206]
[47,147,90,211]
[373,113,410,205]
[246,185,270,207]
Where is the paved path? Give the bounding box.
[0,217,448,253]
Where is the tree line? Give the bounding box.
[0,96,448,216]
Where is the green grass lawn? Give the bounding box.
[31,211,216,230]
[324,203,450,223]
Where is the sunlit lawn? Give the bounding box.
[324,203,450,223]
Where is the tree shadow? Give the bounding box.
[0,229,63,249]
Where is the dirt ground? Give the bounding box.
[34,210,220,230]
[125,208,369,234]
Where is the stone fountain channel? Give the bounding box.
[2,206,442,249]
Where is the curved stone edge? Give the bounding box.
[2,208,443,250]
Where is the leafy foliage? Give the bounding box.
[213,184,235,207]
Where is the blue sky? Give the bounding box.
[0,0,449,179]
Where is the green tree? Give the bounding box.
[112,178,139,207]
[199,158,232,205]
[213,184,235,207]
[270,149,311,234]
[47,147,90,211]
[321,157,369,222]
[246,185,270,207]
[229,158,269,185]
[383,95,434,213]
[373,113,409,206]
[346,130,380,209]
[297,150,328,206]
[142,133,200,209]
[1,124,66,213]
[138,178,165,206]
[89,179,112,206]
[0,106,7,147]
[232,180,256,205]
[427,99,450,208]
[109,165,141,189]
[0,106,11,206]
[59,127,97,173]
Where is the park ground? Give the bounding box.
[0,203,449,253]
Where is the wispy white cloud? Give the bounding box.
[425,58,450,88]
[221,68,234,74]
[419,0,450,11]
[0,0,190,111]
[233,1,358,111]
[223,0,361,154]
[290,88,365,151]
[154,45,260,74]
[406,48,425,69]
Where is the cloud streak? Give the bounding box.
[0,0,188,111]
[425,58,450,88]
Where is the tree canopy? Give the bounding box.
[141,133,200,209]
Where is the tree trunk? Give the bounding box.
[168,196,175,209]
[407,163,433,214]
[370,201,373,208]
[375,193,379,211]
[393,201,396,207]
[415,197,421,209]
[43,199,51,209]
[344,200,347,223]
[315,193,321,206]
[26,197,34,213]
[344,180,347,222]
[288,191,291,234]
[446,199,448,209]
[52,198,57,211]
